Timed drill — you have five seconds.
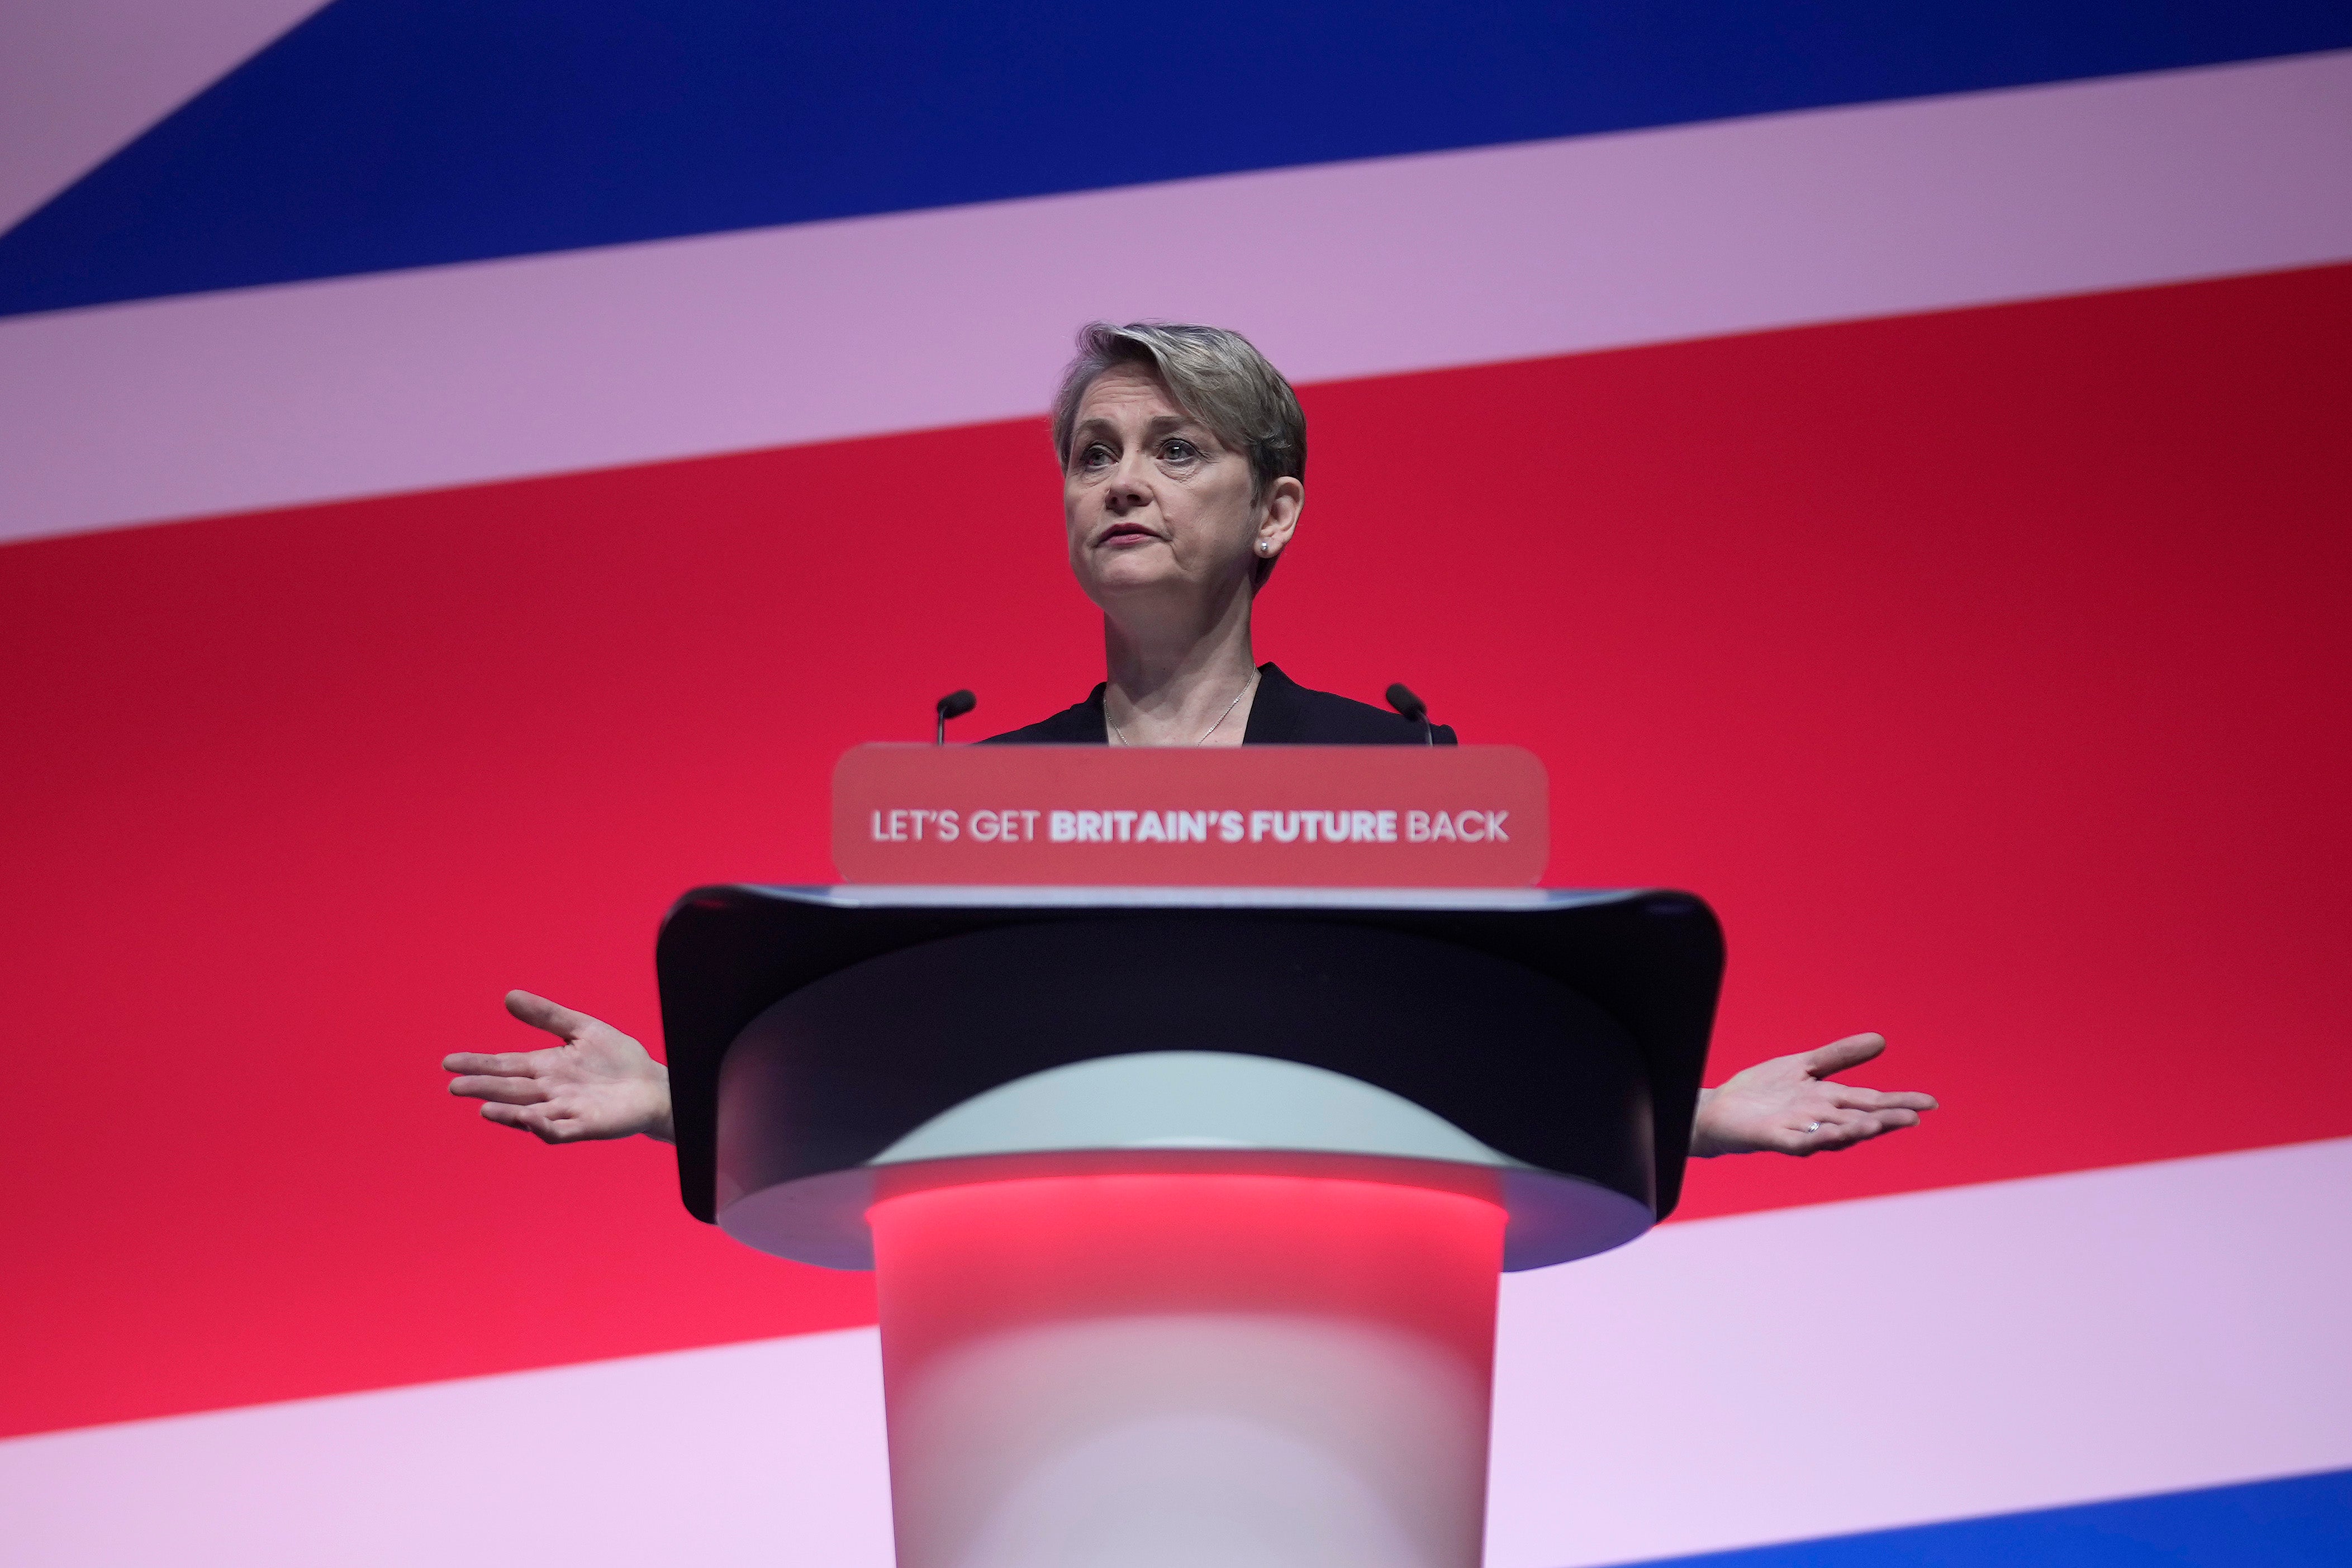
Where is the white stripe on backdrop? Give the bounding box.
[7,1138,2346,1567]
[2,50,2348,547]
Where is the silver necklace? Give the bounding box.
[1108,672,1258,747]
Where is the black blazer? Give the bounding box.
[982,663,1458,745]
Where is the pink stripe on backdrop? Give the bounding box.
[1,1329,897,1568]
[1488,1138,2352,1566]
[6,1141,2345,1567]
[2,50,2348,544]
[0,0,332,234]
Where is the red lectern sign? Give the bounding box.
[833,743,1548,886]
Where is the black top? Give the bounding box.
[982,662,1458,745]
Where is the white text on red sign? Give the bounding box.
[868,807,1512,845]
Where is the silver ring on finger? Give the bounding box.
[1806,1121,1822,1133]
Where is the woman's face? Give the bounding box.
[1062,364,1296,616]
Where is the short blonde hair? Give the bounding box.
[1052,322,1306,587]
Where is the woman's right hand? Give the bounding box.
[443,990,675,1144]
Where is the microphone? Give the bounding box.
[934,688,976,744]
[1385,683,1435,746]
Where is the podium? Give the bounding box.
[657,878,1722,1568]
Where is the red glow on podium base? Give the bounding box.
[871,1172,1508,1568]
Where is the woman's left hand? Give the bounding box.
[1690,1033,1937,1157]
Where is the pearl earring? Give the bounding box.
[1257,540,1272,554]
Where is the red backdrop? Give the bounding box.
[4,263,2346,1438]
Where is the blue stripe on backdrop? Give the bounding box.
[1622,1469,2352,1568]
[3,1,2349,317]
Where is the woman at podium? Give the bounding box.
[982,321,1445,747]
[445,321,1935,1158]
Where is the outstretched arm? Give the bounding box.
[1691,1032,1936,1158]
[443,990,674,1144]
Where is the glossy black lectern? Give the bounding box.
[658,885,1721,1260]
[654,885,1722,1568]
